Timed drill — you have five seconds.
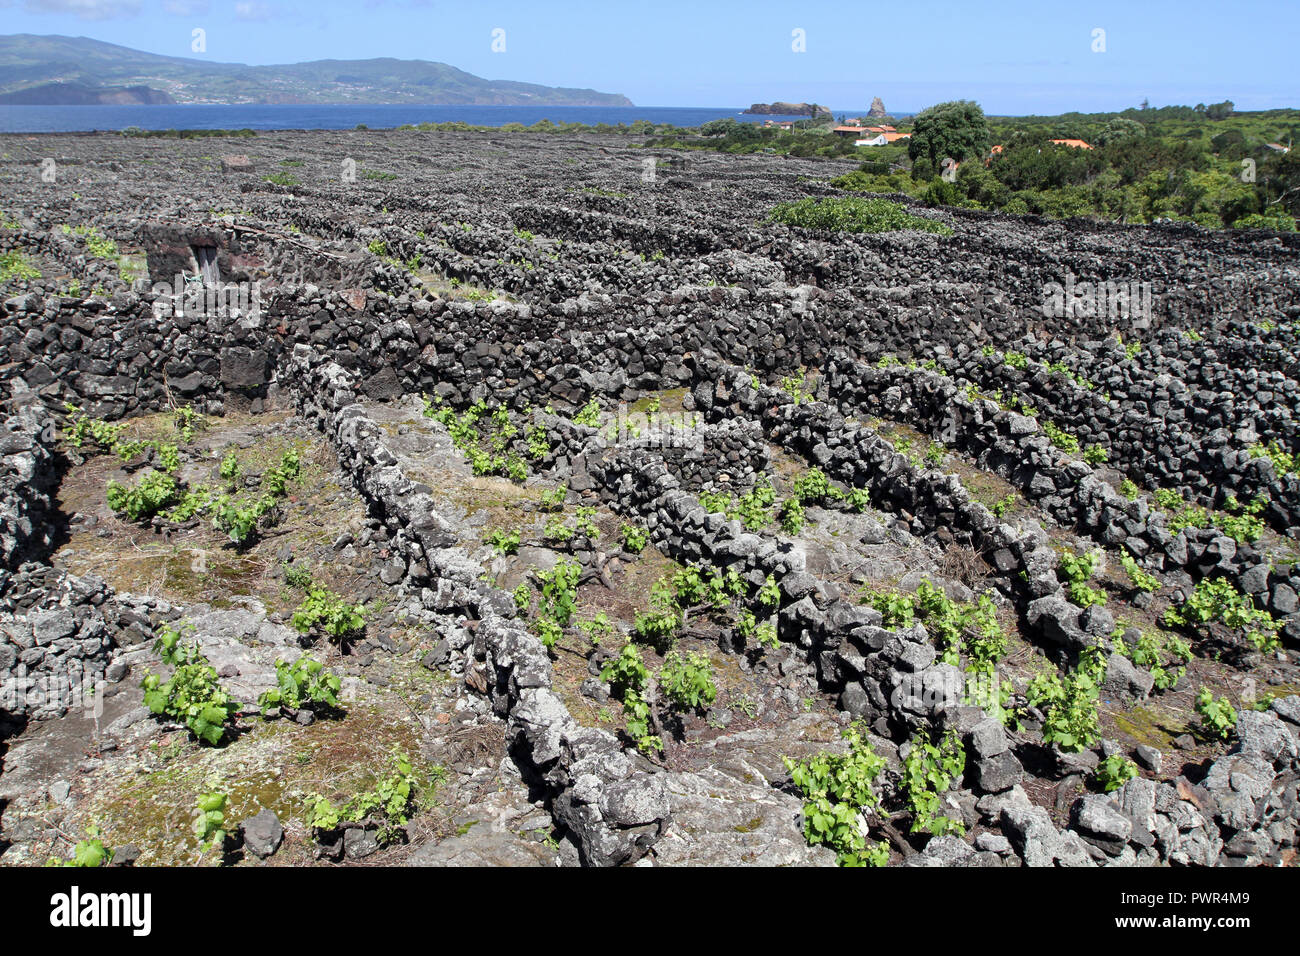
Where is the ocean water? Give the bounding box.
[0,104,860,134]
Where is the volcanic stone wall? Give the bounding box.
[819,356,1300,640]
[6,255,1299,450]
[0,291,274,419]
[896,343,1300,527]
[0,564,155,722]
[0,406,59,571]
[282,345,670,867]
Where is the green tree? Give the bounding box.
[700,118,738,137]
[907,100,990,167]
[1211,128,1247,159]
[1206,100,1235,120]
[1096,117,1146,146]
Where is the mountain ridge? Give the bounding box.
[0,35,633,106]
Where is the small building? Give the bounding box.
[1266,142,1291,153]
[988,139,1090,165]
[832,126,864,138]
[855,134,888,147]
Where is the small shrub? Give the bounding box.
[845,487,871,512]
[1164,577,1280,653]
[291,588,366,643]
[1094,754,1139,793]
[219,449,240,485]
[861,588,915,627]
[258,655,342,716]
[106,469,182,522]
[619,522,650,554]
[792,467,843,505]
[1042,420,1081,454]
[1249,440,1296,477]
[900,729,966,836]
[780,369,814,404]
[576,612,614,646]
[600,644,660,754]
[779,497,805,534]
[1119,552,1161,593]
[1059,549,1107,608]
[306,749,427,843]
[1196,688,1237,740]
[990,493,1018,518]
[485,528,521,555]
[0,250,41,281]
[572,399,601,427]
[173,405,204,442]
[211,493,278,546]
[1083,444,1109,465]
[535,559,581,628]
[526,423,549,460]
[737,609,779,650]
[194,792,229,849]
[1026,648,1104,753]
[1213,495,1266,545]
[658,650,717,711]
[634,578,680,647]
[784,723,890,867]
[47,833,114,868]
[141,653,241,745]
[1115,627,1191,691]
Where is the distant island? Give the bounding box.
[0,34,633,106]
[0,81,175,105]
[744,102,831,117]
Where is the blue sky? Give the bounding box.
[3,0,1297,114]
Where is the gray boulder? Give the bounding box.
[240,809,283,859]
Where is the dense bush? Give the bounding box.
[907,100,991,166]
[829,104,1300,228]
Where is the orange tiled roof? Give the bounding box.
[1050,138,1093,149]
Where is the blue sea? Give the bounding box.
[0,104,865,133]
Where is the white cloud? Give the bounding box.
[23,0,142,18]
[162,0,210,14]
[233,0,270,20]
